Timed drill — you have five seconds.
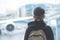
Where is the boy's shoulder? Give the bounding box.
[28,21,35,27]
[28,21,35,25]
[46,26,52,29]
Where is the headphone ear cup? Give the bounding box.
[6,24,14,32]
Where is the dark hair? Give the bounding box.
[34,7,45,16]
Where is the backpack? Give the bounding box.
[28,29,47,40]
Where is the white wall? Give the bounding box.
[0,0,56,14]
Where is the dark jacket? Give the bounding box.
[24,20,54,40]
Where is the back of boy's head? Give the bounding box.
[34,7,45,16]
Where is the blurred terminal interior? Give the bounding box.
[0,3,60,40]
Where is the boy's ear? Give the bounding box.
[42,15,45,19]
[33,16,37,19]
[33,16,35,19]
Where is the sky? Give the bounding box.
[0,0,59,14]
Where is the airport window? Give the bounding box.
[56,18,60,40]
[25,4,33,17]
[19,8,22,17]
[26,9,33,17]
[57,18,60,28]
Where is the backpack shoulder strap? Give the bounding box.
[44,25,54,40]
